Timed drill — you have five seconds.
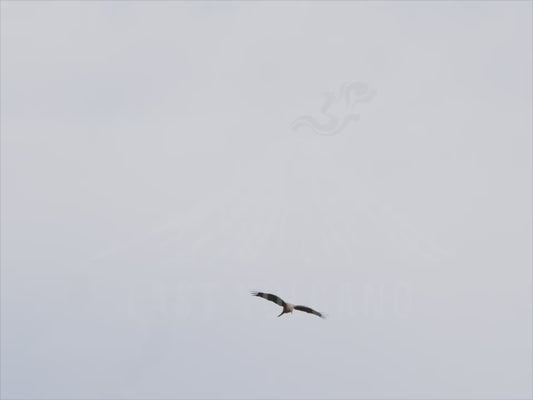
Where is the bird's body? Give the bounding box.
[251,291,325,319]
[279,302,295,317]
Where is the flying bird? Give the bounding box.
[251,291,325,318]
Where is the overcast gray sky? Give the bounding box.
[1,1,531,399]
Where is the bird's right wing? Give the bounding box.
[251,292,287,307]
[294,305,325,318]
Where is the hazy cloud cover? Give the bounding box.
[1,2,531,399]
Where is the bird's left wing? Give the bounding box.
[251,291,287,307]
[294,305,325,318]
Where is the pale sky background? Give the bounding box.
[1,2,532,399]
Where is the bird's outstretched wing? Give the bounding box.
[251,292,287,307]
[294,305,325,318]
